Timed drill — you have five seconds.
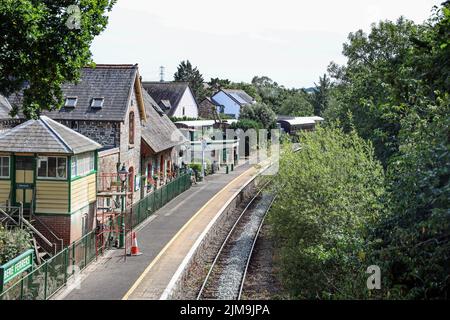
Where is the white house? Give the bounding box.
[211,89,255,119]
[142,81,199,118]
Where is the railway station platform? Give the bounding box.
[53,162,258,300]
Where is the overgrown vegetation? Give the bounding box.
[229,119,262,131]
[371,96,450,299]
[239,102,277,129]
[0,225,32,265]
[269,127,385,299]
[269,2,450,300]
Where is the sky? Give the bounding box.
[91,0,442,89]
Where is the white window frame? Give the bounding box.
[64,97,78,108]
[91,97,104,108]
[0,156,10,179]
[71,152,95,178]
[37,156,67,180]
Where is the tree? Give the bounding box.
[309,74,332,116]
[224,81,261,103]
[208,77,230,91]
[268,126,385,299]
[229,119,262,131]
[239,102,277,129]
[0,0,116,119]
[173,60,206,101]
[251,76,285,113]
[327,17,422,165]
[278,92,314,116]
[370,95,450,299]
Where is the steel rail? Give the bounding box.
[196,179,272,300]
[237,195,276,300]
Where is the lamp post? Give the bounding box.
[117,164,128,249]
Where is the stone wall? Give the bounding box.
[0,119,23,133]
[119,90,142,203]
[58,120,120,149]
[98,148,120,176]
[198,99,216,119]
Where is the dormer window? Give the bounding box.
[65,97,78,108]
[91,97,104,108]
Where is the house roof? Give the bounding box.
[213,89,254,106]
[200,97,221,106]
[174,119,237,128]
[0,116,101,154]
[140,90,186,153]
[277,116,324,126]
[7,64,146,122]
[142,82,195,117]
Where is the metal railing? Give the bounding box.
[126,174,191,228]
[0,173,192,300]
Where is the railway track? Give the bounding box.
[197,184,275,300]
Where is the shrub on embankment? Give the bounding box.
[268,126,385,299]
[0,225,32,265]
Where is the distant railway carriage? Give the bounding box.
[277,116,324,136]
[0,116,101,246]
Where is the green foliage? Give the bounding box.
[268,126,385,299]
[272,2,450,299]
[370,95,450,299]
[188,163,202,172]
[0,225,32,265]
[308,74,332,116]
[239,102,277,129]
[327,3,450,166]
[278,91,314,116]
[208,77,231,91]
[251,76,292,113]
[229,119,262,131]
[188,163,202,180]
[170,116,199,122]
[173,60,207,101]
[0,0,116,119]
[327,17,422,165]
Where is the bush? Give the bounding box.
[239,102,277,129]
[188,163,202,179]
[268,126,385,299]
[229,119,262,131]
[370,96,450,299]
[0,225,32,265]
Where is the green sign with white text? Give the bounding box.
[0,249,34,291]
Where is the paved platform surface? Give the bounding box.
[124,164,259,300]
[55,163,254,300]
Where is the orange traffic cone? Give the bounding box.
[129,232,142,256]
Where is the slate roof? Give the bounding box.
[140,90,186,153]
[201,97,221,106]
[277,116,324,124]
[142,82,193,117]
[7,65,139,121]
[214,89,254,106]
[0,116,101,154]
